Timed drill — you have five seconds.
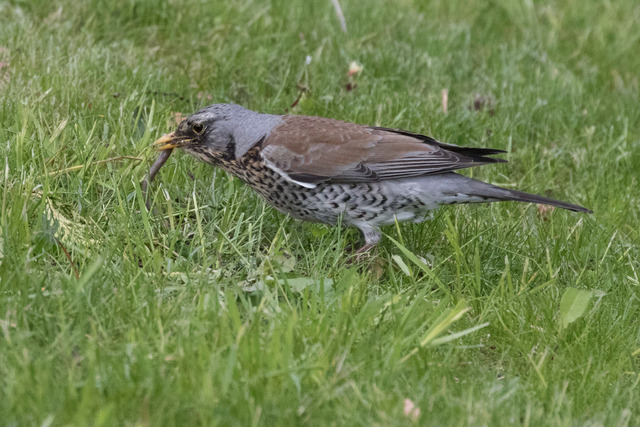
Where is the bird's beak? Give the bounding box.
[153,132,179,151]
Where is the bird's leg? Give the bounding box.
[354,242,377,254]
[346,224,381,263]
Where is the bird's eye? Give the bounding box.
[192,123,205,134]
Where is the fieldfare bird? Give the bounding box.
[153,104,591,253]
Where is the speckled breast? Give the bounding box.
[188,146,427,227]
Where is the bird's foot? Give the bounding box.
[345,243,377,265]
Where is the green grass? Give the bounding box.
[1,0,639,425]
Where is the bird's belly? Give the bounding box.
[219,156,445,227]
[240,171,436,226]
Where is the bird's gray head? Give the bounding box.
[153,103,281,160]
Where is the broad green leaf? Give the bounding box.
[392,255,411,276]
[559,287,592,328]
[270,251,296,273]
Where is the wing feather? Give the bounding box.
[260,115,506,186]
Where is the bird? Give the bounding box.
[153,103,592,254]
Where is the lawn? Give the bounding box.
[1,0,639,425]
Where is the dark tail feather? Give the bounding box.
[368,126,508,157]
[494,188,593,213]
[436,142,508,157]
[467,179,593,214]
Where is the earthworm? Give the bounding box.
[141,148,173,211]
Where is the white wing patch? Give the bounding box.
[261,157,317,189]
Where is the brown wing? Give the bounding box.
[260,115,506,187]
